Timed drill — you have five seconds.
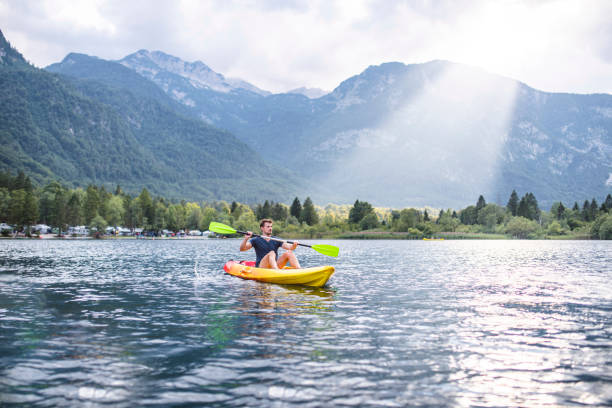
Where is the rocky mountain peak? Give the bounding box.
[119,49,269,95]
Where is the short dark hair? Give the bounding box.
[260,218,273,227]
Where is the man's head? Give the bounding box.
[260,219,273,235]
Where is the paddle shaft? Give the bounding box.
[235,229,312,249]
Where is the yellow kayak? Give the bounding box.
[223,261,334,287]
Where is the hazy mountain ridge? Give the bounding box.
[47,49,612,207]
[1,30,299,202]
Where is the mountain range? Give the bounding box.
[3,29,611,208]
[0,31,299,202]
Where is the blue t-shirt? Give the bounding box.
[250,236,283,267]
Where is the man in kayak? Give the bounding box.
[240,219,301,269]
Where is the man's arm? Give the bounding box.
[282,241,298,251]
[240,232,253,251]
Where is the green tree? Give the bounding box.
[255,200,273,220]
[23,190,38,232]
[507,190,519,216]
[128,197,144,228]
[290,197,302,219]
[476,195,486,212]
[435,209,444,224]
[8,189,26,230]
[166,204,181,232]
[154,201,167,231]
[39,182,62,224]
[547,221,565,236]
[505,216,539,238]
[438,210,459,232]
[84,185,99,224]
[138,188,154,227]
[66,191,83,226]
[0,171,11,190]
[551,201,566,220]
[52,187,69,234]
[262,200,271,219]
[97,186,112,220]
[0,187,10,222]
[517,193,540,221]
[359,212,379,230]
[122,196,136,228]
[105,195,125,227]
[12,171,27,190]
[591,213,612,239]
[271,202,288,221]
[89,213,107,238]
[460,205,478,225]
[186,205,202,230]
[200,207,218,231]
[604,194,612,212]
[230,202,251,221]
[395,208,420,232]
[300,197,319,226]
[477,204,506,230]
[590,198,599,221]
[235,209,258,232]
[581,200,591,221]
[348,200,374,224]
[598,216,612,239]
[20,177,38,232]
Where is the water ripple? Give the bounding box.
[0,239,611,406]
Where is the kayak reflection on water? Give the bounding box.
[238,283,336,318]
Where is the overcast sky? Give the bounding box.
[1,0,611,94]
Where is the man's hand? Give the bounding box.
[240,231,253,251]
[290,241,299,250]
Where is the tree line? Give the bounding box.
[1,170,611,239]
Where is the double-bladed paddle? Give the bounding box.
[208,221,339,257]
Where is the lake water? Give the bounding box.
[0,239,611,407]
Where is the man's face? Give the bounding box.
[260,222,273,236]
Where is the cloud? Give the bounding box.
[1,0,611,94]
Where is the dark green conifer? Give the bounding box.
[290,197,302,219]
[476,195,486,211]
[557,202,565,220]
[582,200,590,221]
[300,197,318,226]
[507,190,519,216]
[605,194,612,211]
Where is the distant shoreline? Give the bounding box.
[0,232,595,241]
[0,234,214,240]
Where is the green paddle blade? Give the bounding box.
[311,244,339,257]
[208,221,238,235]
